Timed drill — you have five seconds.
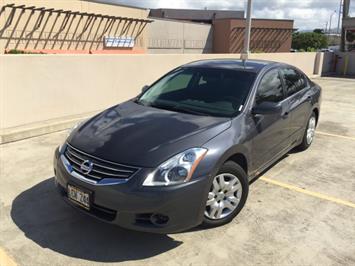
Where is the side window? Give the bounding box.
[256,69,284,105]
[282,68,307,97]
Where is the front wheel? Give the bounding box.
[202,161,249,227]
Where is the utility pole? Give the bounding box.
[325,21,328,34]
[337,0,343,34]
[328,10,337,35]
[341,0,351,51]
[241,0,252,61]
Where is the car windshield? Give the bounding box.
[137,67,256,117]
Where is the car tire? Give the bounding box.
[297,112,317,151]
[202,161,249,228]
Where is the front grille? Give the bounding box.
[64,144,139,181]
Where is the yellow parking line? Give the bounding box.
[316,131,355,141]
[0,248,17,266]
[260,176,355,209]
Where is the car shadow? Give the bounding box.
[10,178,182,263]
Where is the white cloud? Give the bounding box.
[96,0,355,30]
[253,8,285,20]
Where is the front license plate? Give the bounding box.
[67,184,91,210]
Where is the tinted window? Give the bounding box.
[282,68,307,97]
[144,72,193,98]
[256,69,284,104]
[138,68,256,117]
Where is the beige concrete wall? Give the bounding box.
[251,52,321,75]
[147,18,213,54]
[0,0,150,53]
[0,52,322,129]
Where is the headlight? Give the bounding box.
[143,148,208,186]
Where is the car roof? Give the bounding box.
[182,59,279,73]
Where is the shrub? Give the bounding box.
[292,31,328,51]
[6,49,45,54]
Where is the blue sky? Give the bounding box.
[96,0,355,31]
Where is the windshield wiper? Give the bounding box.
[135,99,150,106]
[172,106,210,116]
[148,102,177,110]
[148,102,209,116]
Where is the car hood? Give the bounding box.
[68,101,231,167]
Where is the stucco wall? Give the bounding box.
[0,0,150,53]
[213,19,231,53]
[213,19,293,53]
[0,52,323,129]
[147,18,213,54]
[250,52,320,77]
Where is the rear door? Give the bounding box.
[251,68,291,170]
[280,67,312,141]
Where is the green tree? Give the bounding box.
[313,28,325,34]
[292,31,328,51]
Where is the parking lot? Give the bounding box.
[0,77,355,266]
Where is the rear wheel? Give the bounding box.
[297,112,317,151]
[202,161,249,227]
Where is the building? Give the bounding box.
[147,8,244,54]
[213,19,294,53]
[0,1,294,54]
[149,8,294,54]
[342,0,355,51]
[343,18,355,51]
[149,8,244,23]
[0,0,152,54]
[148,18,213,54]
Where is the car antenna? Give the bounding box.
[240,53,248,68]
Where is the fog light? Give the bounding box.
[150,213,169,226]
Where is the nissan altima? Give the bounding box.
[53,59,321,233]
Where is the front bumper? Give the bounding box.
[53,147,211,233]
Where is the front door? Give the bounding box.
[250,68,291,171]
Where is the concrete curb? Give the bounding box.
[0,111,100,144]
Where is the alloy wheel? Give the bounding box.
[306,116,316,145]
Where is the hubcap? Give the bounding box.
[205,173,243,220]
[306,116,316,145]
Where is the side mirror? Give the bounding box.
[252,101,282,115]
[141,85,149,94]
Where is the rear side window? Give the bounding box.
[282,68,308,97]
[256,68,284,104]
